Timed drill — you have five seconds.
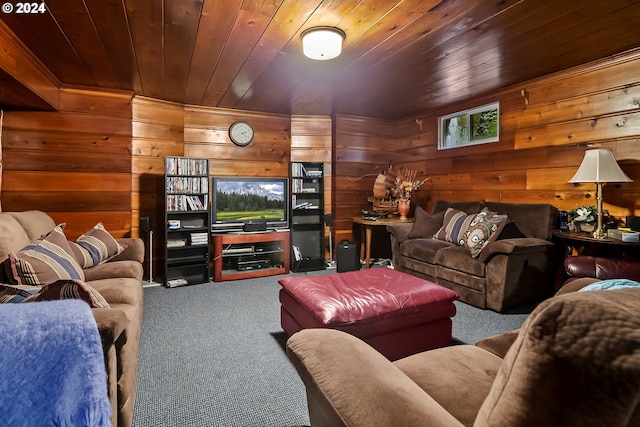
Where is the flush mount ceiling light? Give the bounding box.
[301,26,346,60]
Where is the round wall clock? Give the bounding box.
[229,121,254,146]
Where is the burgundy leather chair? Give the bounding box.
[560,256,640,294]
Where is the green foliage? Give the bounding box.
[471,109,498,140]
[216,191,284,220]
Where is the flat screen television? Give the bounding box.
[211,177,289,232]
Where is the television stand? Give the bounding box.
[212,230,290,281]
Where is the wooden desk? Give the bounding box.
[551,230,640,260]
[351,216,414,268]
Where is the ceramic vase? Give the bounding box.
[398,199,410,220]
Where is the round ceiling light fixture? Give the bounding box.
[301,26,346,60]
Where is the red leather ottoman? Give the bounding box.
[278,268,458,361]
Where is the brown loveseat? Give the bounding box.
[287,283,640,427]
[0,210,144,427]
[387,200,558,312]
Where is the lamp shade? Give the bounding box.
[568,149,632,183]
[301,27,345,60]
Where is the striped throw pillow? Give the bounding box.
[75,222,125,268]
[434,208,477,244]
[22,279,109,308]
[6,225,85,286]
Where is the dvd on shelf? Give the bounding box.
[165,157,208,176]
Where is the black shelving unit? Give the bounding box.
[290,162,325,272]
[164,156,210,287]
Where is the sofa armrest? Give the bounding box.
[478,238,554,262]
[286,328,464,427]
[474,329,520,359]
[386,222,413,244]
[93,307,127,348]
[111,238,145,264]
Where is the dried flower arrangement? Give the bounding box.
[390,167,428,201]
[368,166,428,213]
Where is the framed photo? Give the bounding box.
[438,102,499,150]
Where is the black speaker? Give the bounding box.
[324,214,333,226]
[140,217,152,233]
[336,240,360,273]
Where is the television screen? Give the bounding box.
[211,177,289,231]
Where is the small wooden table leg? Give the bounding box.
[365,226,373,268]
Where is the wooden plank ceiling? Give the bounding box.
[1,0,640,119]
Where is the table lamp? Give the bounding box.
[568,149,632,239]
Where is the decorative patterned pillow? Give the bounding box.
[434,208,477,244]
[22,279,110,308]
[75,222,126,268]
[0,283,40,303]
[462,208,509,258]
[407,208,445,239]
[5,225,85,286]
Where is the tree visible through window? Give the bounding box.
[439,102,499,149]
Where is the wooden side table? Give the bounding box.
[551,230,640,260]
[351,216,414,268]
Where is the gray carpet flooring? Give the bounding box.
[132,270,534,427]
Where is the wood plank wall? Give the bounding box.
[333,116,405,242]
[132,96,184,278]
[332,49,640,243]
[1,88,133,240]
[291,115,332,257]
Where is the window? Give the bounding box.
[438,102,499,150]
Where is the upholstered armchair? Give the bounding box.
[560,255,640,293]
[286,286,640,427]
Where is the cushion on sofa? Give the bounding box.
[436,246,486,278]
[22,279,110,308]
[484,202,557,239]
[74,223,126,268]
[408,208,445,239]
[394,345,502,426]
[5,225,85,286]
[7,210,57,242]
[400,238,453,264]
[0,215,31,264]
[462,208,509,258]
[434,208,476,244]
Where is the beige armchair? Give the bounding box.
[287,287,640,427]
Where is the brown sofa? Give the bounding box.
[287,282,640,427]
[0,210,144,427]
[387,200,558,312]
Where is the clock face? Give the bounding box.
[229,121,254,146]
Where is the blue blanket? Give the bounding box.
[0,300,112,427]
[578,278,640,292]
